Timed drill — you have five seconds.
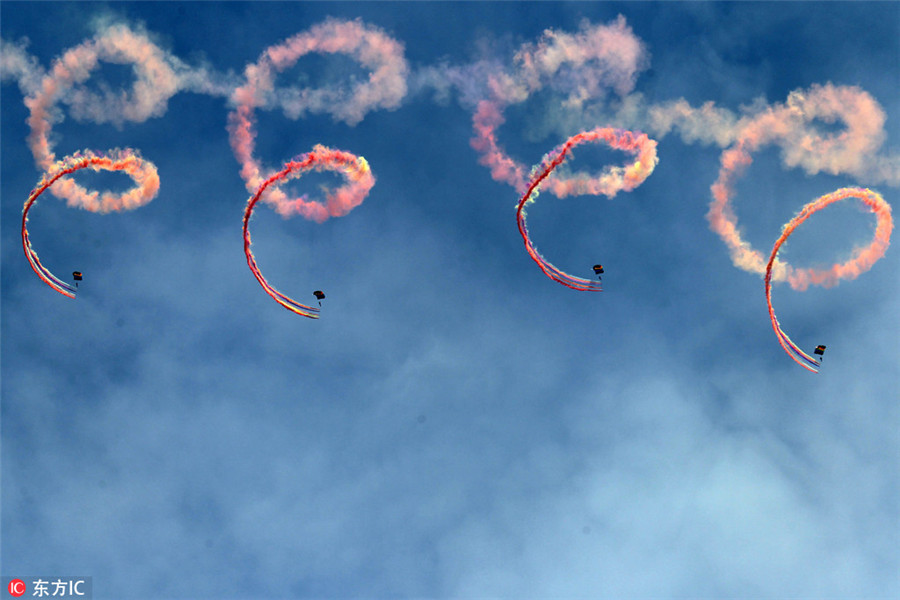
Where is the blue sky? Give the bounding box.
[2,2,898,598]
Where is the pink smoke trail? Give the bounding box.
[517,127,658,290]
[243,146,374,317]
[764,187,892,373]
[22,150,159,298]
[470,17,648,195]
[23,24,177,208]
[709,83,894,285]
[1,38,46,96]
[228,18,406,219]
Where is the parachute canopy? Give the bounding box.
[814,345,826,356]
[592,265,604,275]
[313,290,325,300]
[72,271,83,281]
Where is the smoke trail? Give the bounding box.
[440,15,898,199]
[21,149,158,298]
[14,22,237,209]
[764,187,892,372]
[709,84,897,284]
[468,17,649,195]
[646,97,746,148]
[228,18,406,217]
[243,145,374,317]
[517,128,658,290]
[1,38,46,96]
[516,82,898,185]
[19,24,175,211]
[24,24,179,154]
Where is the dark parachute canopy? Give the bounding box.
[814,345,826,356]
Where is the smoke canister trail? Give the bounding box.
[23,25,176,208]
[242,145,374,317]
[22,149,159,298]
[228,18,406,221]
[709,84,895,285]
[764,187,892,372]
[517,127,657,290]
[470,17,648,197]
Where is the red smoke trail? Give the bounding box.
[516,127,658,290]
[22,150,159,298]
[228,19,406,220]
[230,20,402,316]
[709,84,894,285]
[242,146,374,317]
[469,17,648,196]
[764,187,892,373]
[23,24,176,208]
[707,85,896,371]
